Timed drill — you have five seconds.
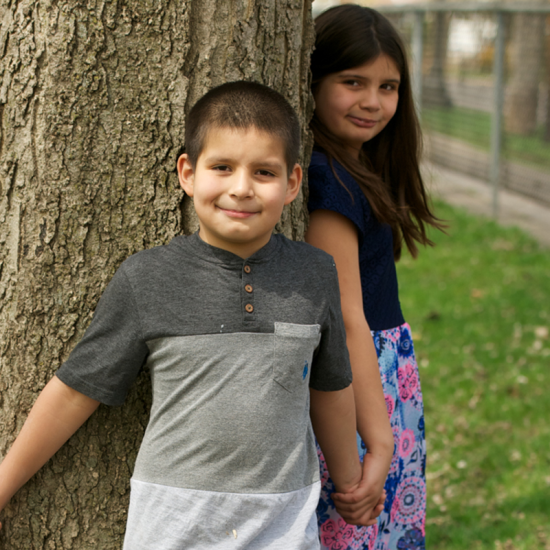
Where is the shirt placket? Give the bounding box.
[242,262,256,323]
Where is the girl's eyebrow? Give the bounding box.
[338,73,400,84]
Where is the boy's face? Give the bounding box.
[177,127,302,259]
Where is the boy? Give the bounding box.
[0,82,362,549]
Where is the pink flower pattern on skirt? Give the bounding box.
[316,323,426,550]
[385,395,395,418]
[320,518,355,549]
[390,476,426,527]
[399,429,416,458]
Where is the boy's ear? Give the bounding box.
[177,153,195,197]
[283,163,302,205]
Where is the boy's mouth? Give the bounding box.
[218,207,258,218]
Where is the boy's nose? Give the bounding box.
[229,171,254,198]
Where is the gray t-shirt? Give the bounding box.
[57,233,352,549]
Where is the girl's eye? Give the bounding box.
[381,83,398,92]
[343,79,360,87]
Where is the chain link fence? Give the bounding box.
[377,3,550,211]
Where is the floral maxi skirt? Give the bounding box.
[317,323,426,550]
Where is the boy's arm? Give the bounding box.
[310,386,362,494]
[0,376,100,527]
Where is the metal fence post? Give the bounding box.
[412,10,424,118]
[491,11,506,218]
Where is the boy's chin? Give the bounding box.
[198,227,273,255]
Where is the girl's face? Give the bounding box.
[314,54,400,158]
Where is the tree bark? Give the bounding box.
[423,11,452,108]
[0,1,314,547]
[544,16,550,142]
[505,12,545,136]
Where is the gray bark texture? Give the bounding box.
[423,11,452,108]
[505,12,545,136]
[545,18,550,141]
[0,0,314,547]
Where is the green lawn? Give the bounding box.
[396,201,550,550]
[422,106,550,171]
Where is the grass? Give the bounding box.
[422,106,550,171]
[396,201,550,550]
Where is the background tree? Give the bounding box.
[505,12,545,136]
[423,7,452,108]
[0,1,314,547]
[545,15,550,142]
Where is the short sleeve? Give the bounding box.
[308,158,368,242]
[309,260,352,392]
[56,265,149,406]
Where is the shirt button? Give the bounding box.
[245,303,254,313]
[245,284,253,293]
[244,265,251,274]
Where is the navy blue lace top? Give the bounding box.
[307,151,405,331]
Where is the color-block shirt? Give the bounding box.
[56,232,352,550]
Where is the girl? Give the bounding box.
[306,5,444,550]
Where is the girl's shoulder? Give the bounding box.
[309,151,363,198]
[309,151,355,182]
[308,151,371,236]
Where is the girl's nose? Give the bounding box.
[359,87,381,111]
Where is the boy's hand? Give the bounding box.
[331,452,389,526]
[333,488,385,526]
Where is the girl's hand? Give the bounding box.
[332,484,386,526]
[331,452,389,526]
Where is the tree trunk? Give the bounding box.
[505,12,545,136]
[423,11,452,108]
[0,1,314,547]
[544,16,550,142]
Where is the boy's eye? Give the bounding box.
[257,169,275,177]
[213,164,231,172]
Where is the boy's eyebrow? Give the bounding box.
[254,160,285,171]
[204,156,285,171]
[202,156,233,165]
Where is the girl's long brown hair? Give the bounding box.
[311,4,445,259]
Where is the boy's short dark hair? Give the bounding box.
[185,81,301,171]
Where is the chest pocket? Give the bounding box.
[273,322,321,393]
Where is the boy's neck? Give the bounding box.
[197,229,272,259]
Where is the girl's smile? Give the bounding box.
[313,54,400,158]
[348,115,379,128]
